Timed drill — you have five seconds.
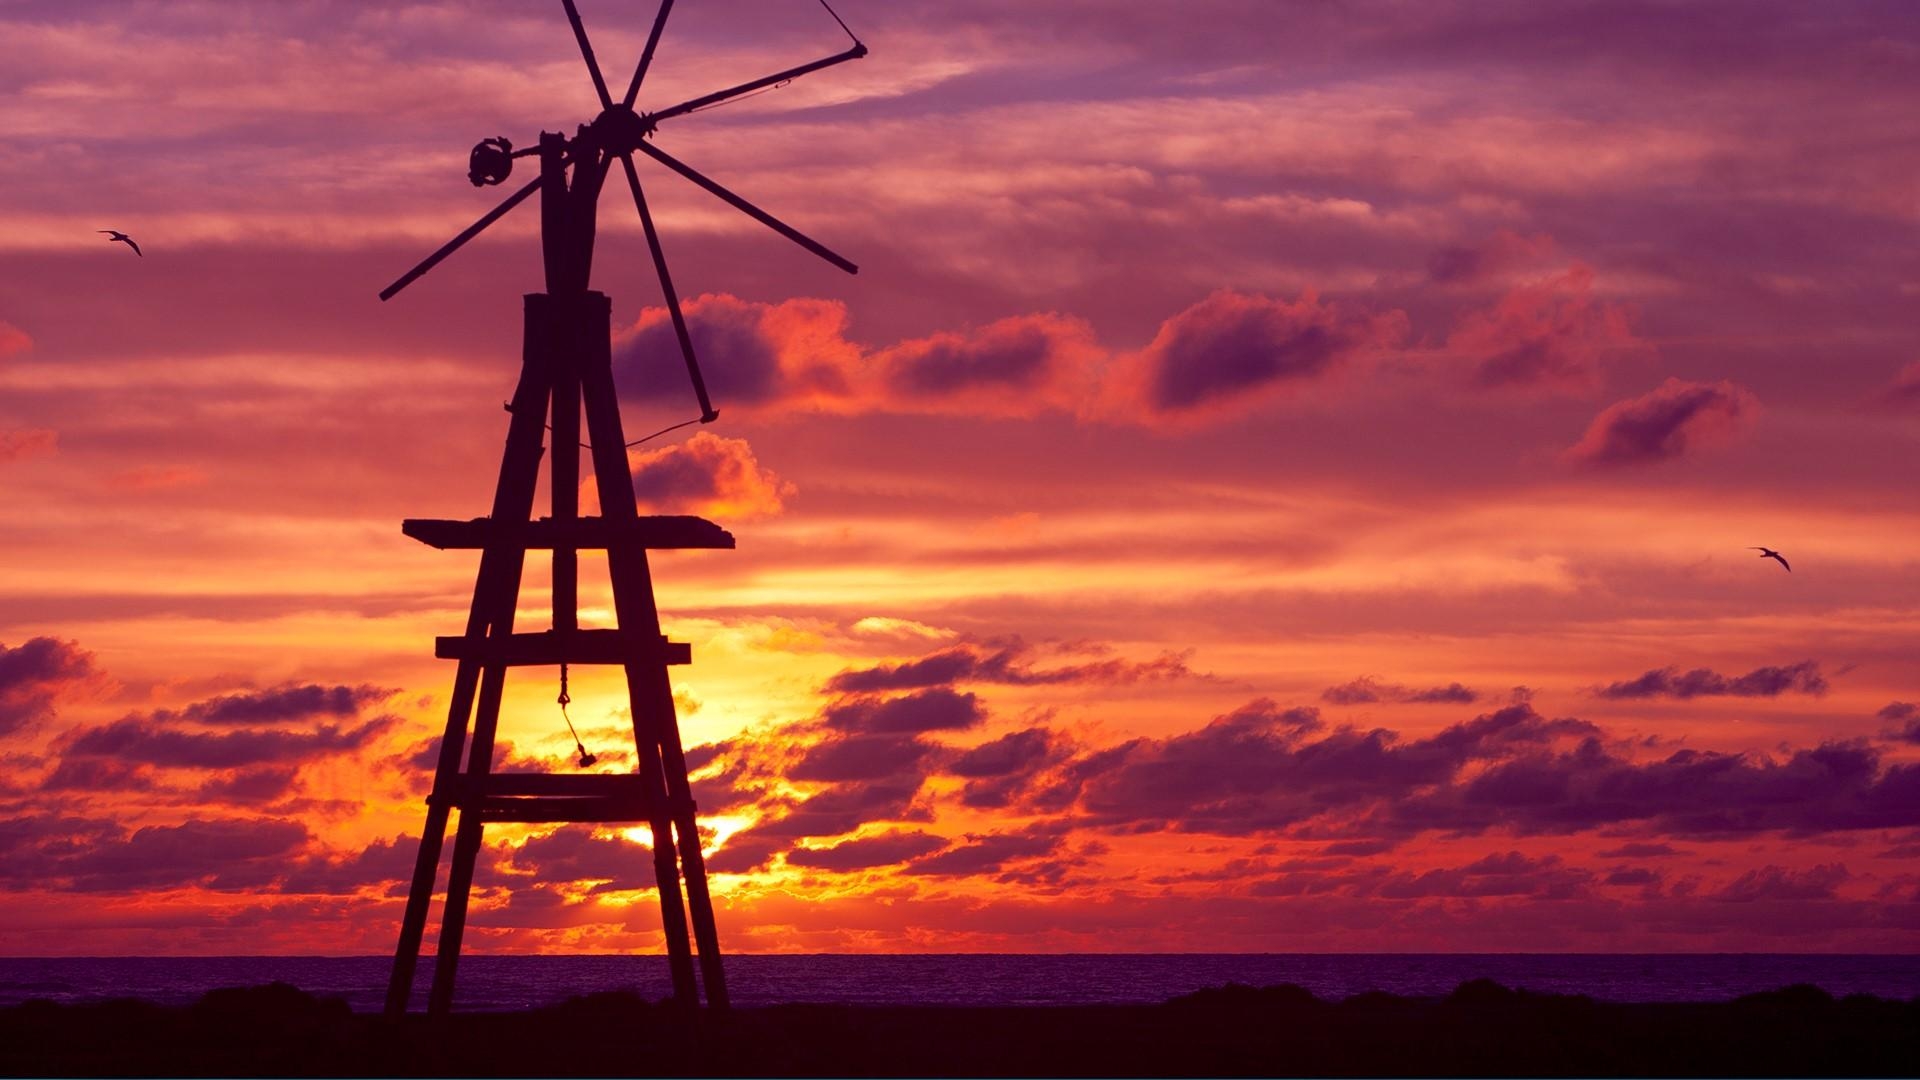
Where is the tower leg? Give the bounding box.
[427,656,512,1015]
[428,811,487,1015]
[388,295,554,1015]
[573,291,723,1005]
[386,802,451,1017]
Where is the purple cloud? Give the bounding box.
[1,815,311,893]
[1874,361,1920,410]
[785,830,947,872]
[827,640,1194,694]
[0,637,96,738]
[1127,290,1404,416]
[822,688,985,733]
[1322,676,1479,705]
[1715,864,1849,902]
[1595,660,1827,699]
[1564,377,1759,466]
[65,716,393,768]
[155,683,392,725]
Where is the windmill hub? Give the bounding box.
[588,105,657,154]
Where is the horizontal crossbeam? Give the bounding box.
[436,629,691,666]
[476,796,656,823]
[403,515,734,551]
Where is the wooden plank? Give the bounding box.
[435,629,691,666]
[453,772,648,798]
[475,796,656,823]
[402,515,734,551]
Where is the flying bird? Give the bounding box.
[1749,546,1790,572]
[98,230,141,256]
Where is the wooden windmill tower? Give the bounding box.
[378,0,864,1016]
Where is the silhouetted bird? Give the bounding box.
[98,230,141,256]
[1750,546,1790,572]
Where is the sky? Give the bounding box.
[1,0,1918,958]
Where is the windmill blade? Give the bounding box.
[621,153,717,422]
[633,140,857,274]
[646,42,865,125]
[622,0,675,108]
[380,176,542,301]
[561,0,614,110]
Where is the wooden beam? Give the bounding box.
[452,772,650,798]
[402,515,734,551]
[435,629,691,666]
[475,796,656,823]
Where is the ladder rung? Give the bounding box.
[474,795,656,823]
[403,515,734,551]
[435,629,691,666]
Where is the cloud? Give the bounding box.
[1426,230,1558,284]
[1321,675,1478,705]
[1049,697,1920,843]
[1874,361,1920,410]
[826,639,1194,693]
[1075,699,1464,834]
[1416,738,1920,838]
[41,757,155,793]
[1595,842,1683,858]
[615,295,1101,420]
[948,726,1074,810]
[614,294,860,414]
[626,432,792,519]
[874,313,1103,416]
[614,291,1417,427]
[903,827,1066,877]
[1564,378,1759,466]
[1595,660,1828,699]
[0,637,97,738]
[1446,264,1642,389]
[1715,864,1850,902]
[786,830,946,872]
[1108,289,1406,421]
[64,716,392,768]
[1880,702,1920,745]
[0,428,57,464]
[152,683,393,725]
[757,776,931,840]
[0,321,29,358]
[821,688,985,734]
[1375,851,1591,899]
[279,834,418,896]
[0,815,312,893]
[505,828,653,892]
[948,727,1057,779]
[193,765,303,805]
[789,734,940,783]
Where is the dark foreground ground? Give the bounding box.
[3,979,1917,1077]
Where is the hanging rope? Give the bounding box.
[558,663,597,768]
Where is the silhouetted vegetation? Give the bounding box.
[2,978,1916,1076]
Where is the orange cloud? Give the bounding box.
[626,432,793,519]
[616,291,1407,427]
[0,321,29,358]
[1446,264,1643,391]
[0,428,56,464]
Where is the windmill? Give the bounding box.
[379,0,864,1016]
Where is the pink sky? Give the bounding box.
[1,0,1918,956]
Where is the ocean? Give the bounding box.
[3,954,1917,1012]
